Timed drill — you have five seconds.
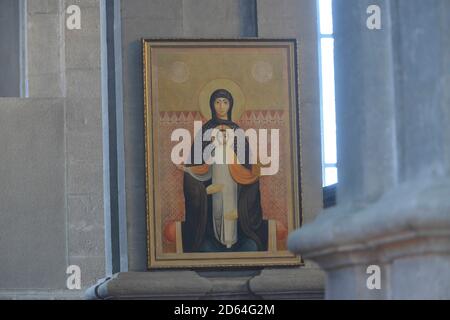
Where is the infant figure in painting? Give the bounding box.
[177,89,268,253]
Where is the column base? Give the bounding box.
[289,178,450,299]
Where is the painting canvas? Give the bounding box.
[143,39,302,268]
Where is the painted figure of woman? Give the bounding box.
[177,89,268,253]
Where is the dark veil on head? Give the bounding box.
[209,89,234,121]
[187,88,251,168]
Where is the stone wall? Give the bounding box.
[0,0,323,299]
[0,0,21,97]
[0,0,105,299]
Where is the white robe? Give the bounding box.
[186,134,238,248]
[211,143,238,248]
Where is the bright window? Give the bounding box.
[318,0,338,187]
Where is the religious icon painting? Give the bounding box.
[143,39,303,268]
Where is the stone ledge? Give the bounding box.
[85,268,325,300]
[0,290,84,300]
[249,268,325,300]
[85,271,212,300]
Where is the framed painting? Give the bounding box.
[143,39,303,268]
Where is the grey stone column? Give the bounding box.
[289,0,450,299]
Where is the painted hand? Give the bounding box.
[206,184,224,194]
[224,210,238,221]
[175,164,186,172]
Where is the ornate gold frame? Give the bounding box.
[143,39,303,269]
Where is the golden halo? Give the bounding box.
[198,79,245,121]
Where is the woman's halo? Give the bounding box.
[199,79,245,121]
